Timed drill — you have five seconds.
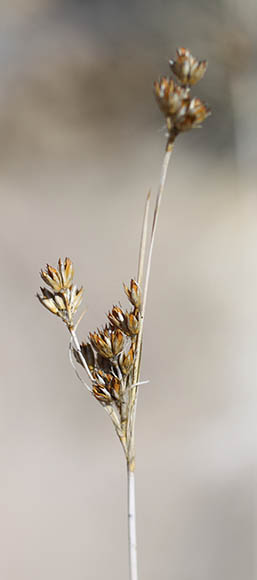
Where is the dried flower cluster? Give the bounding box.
[154,47,210,149]
[38,260,141,459]
[37,258,83,326]
[77,279,140,408]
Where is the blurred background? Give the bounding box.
[1,1,257,579]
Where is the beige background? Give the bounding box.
[0,2,256,579]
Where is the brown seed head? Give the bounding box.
[92,384,111,403]
[38,283,83,324]
[119,347,134,375]
[108,306,139,337]
[37,288,60,315]
[123,279,141,309]
[169,47,208,86]
[37,287,69,318]
[108,306,126,332]
[169,97,211,133]
[111,329,124,356]
[89,327,124,359]
[92,370,121,404]
[165,97,211,135]
[125,312,139,336]
[40,265,62,293]
[154,77,189,117]
[154,47,210,146]
[90,330,113,358]
[38,258,82,325]
[40,258,74,292]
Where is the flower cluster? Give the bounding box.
[169,47,207,86]
[38,259,141,430]
[37,258,83,327]
[154,47,210,148]
[74,278,141,407]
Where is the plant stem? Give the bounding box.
[141,144,174,327]
[128,144,174,460]
[137,190,151,288]
[126,143,173,580]
[69,327,93,381]
[127,461,138,580]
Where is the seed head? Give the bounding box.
[125,312,139,336]
[93,384,112,404]
[108,306,127,332]
[92,370,121,404]
[38,258,83,325]
[37,288,60,315]
[123,279,141,309]
[154,78,189,117]
[90,329,113,358]
[40,258,74,292]
[108,306,139,337]
[111,329,125,356]
[169,47,208,86]
[154,47,211,147]
[89,327,124,359]
[119,347,134,375]
[166,96,211,134]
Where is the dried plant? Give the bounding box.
[37,48,210,580]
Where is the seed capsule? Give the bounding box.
[169,47,208,86]
[123,279,141,308]
[119,347,134,375]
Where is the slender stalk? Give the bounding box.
[137,190,151,288]
[128,145,174,457]
[141,144,174,328]
[69,327,93,381]
[126,144,173,580]
[127,461,138,580]
[126,190,151,462]
[134,146,173,390]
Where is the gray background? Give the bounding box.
[0,1,256,579]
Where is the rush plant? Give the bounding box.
[37,48,210,580]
